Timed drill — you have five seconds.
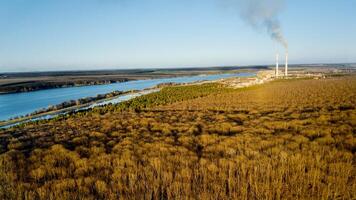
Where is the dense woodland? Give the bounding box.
[0,76,355,199]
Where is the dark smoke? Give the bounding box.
[230,0,288,49]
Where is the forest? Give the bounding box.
[0,76,355,199]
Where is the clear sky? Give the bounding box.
[0,0,355,72]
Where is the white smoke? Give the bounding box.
[228,0,288,49]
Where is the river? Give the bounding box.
[0,72,254,121]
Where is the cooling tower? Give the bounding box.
[285,52,288,77]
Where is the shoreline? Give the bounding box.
[0,88,160,128]
[1,69,339,129]
[0,69,260,95]
[0,72,257,128]
[0,72,259,128]
[0,79,131,95]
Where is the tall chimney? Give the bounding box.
[285,52,288,77]
[275,53,279,77]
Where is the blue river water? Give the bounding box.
[0,72,254,121]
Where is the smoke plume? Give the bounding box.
[230,0,288,49]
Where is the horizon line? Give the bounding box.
[1,62,355,74]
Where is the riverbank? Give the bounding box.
[0,72,256,122]
[0,69,333,128]
[0,67,263,94]
[3,68,346,128]
[0,73,254,128]
[0,89,159,128]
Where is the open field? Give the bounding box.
[0,75,355,199]
[0,66,265,94]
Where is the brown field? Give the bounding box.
[0,76,355,199]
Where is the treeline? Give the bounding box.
[31,91,125,115]
[0,79,128,94]
[8,91,127,121]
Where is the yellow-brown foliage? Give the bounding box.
[0,76,355,199]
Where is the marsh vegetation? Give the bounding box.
[0,76,355,199]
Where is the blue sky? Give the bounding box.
[0,0,355,72]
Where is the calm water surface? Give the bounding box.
[0,72,254,121]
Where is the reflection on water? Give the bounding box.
[0,72,255,121]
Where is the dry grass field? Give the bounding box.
[0,76,355,199]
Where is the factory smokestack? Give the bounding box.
[275,53,279,77]
[285,52,288,77]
